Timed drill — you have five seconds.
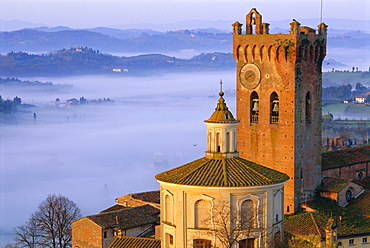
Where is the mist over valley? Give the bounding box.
[1,15,370,245]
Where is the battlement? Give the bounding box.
[232,8,328,37]
[232,9,327,65]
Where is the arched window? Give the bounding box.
[270,92,279,124]
[357,172,363,180]
[305,92,311,124]
[239,238,256,248]
[250,91,259,123]
[346,189,353,202]
[241,199,256,229]
[194,200,210,228]
[193,239,212,248]
[251,13,256,34]
[216,132,221,152]
[226,132,230,152]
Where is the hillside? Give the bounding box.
[0,47,234,76]
[2,47,370,79]
[1,26,369,54]
[323,71,370,87]
[0,29,232,54]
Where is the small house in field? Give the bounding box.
[355,96,365,103]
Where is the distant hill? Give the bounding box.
[1,17,369,55]
[0,47,235,77]
[0,29,232,54]
[2,18,369,32]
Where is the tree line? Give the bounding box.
[0,48,235,77]
[322,82,370,101]
[4,194,81,248]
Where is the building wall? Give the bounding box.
[322,162,370,180]
[102,228,117,248]
[233,12,326,213]
[122,224,154,237]
[337,235,370,248]
[158,181,285,248]
[320,191,338,202]
[72,218,102,248]
[338,182,364,207]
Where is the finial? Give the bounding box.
[219,79,224,96]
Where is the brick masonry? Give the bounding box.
[233,8,327,213]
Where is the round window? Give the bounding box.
[346,189,353,202]
[357,172,363,180]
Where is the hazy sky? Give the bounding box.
[1,0,369,29]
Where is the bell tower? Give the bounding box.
[232,8,327,213]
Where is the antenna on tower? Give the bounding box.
[320,0,323,23]
[220,79,223,92]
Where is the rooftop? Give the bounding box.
[322,145,370,170]
[107,236,160,248]
[346,191,370,218]
[87,204,159,230]
[100,204,130,213]
[292,197,370,237]
[320,177,353,193]
[284,212,322,238]
[131,190,160,204]
[204,91,239,124]
[155,157,289,187]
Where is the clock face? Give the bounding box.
[239,63,261,89]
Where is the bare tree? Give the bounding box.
[14,194,81,248]
[356,123,368,143]
[14,218,41,248]
[197,200,277,248]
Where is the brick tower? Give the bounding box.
[232,8,327,213]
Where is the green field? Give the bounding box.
[322,102,370,119]
[323,71,370,87]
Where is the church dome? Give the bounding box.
[155,157,289,187]
[205,91,239,124]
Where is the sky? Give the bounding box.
[1,0,369,29]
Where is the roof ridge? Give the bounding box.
[310,212,322,236]
[222,159,228,186]
[88,204,154,218]
[234,158,272,183]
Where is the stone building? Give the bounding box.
[322,146,370,180]
[155,90,289,248]
[232,8,327,213]
[319,177,364,207]
[72,204,159,248]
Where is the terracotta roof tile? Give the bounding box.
[131,190,160,204]
[204,91,239,124]
[298,197,370,237]
[155,157,289,187]
[100,204,131,213]
[321,177,352,193]
[356,177,370,190]
[322,145,370,170]
[88,204,159,230]
[346,191,370,217]
[285,212,322,237]
[107,236,160,248]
